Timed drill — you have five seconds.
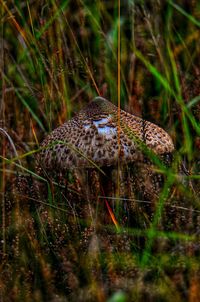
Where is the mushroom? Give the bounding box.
[37,97,174,177]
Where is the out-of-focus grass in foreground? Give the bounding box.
[0,1,200,301]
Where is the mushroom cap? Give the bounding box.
[37,97,174,173]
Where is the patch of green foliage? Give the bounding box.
[0,1,200,301]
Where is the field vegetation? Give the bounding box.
[0,1,200,301]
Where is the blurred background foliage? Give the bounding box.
[0,0,200,301]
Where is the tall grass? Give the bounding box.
[0,1,200,301]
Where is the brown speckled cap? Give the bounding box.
[37,97,174,173]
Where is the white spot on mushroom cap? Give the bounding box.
[83,124,90,130]
[97,125,117,138]
[93,117,110,126]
